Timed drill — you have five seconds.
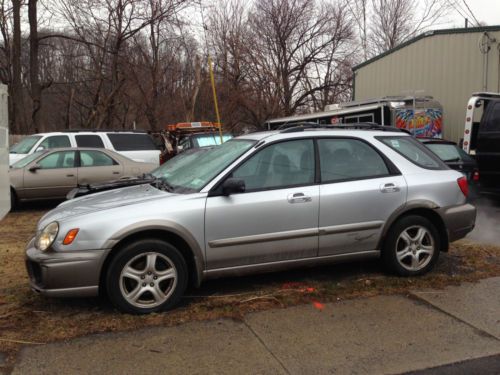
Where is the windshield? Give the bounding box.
[152,139,255,192]
[192,134,233,147]
[9,135,42,154]
[425,143,474,162]
[11,151,44,169]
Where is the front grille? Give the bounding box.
[26,260,44,288]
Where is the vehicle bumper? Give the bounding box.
[437,204,476,242]
[25,238,108,298]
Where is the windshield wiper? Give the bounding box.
[443,157,460,162]
[154,177,174,192]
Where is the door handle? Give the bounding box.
[380,183,400,193]
[66,174,75,177]
[112,171,120,175]
[287,192,312,203]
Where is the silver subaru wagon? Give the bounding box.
[25,125,476,314]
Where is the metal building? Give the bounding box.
[353,26,500,142]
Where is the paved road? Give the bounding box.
[11,277,500,375]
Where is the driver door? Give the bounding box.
[205,139,319,270]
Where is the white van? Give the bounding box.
[9,131,161,166]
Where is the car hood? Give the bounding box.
[39,184,171,226]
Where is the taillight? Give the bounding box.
[472,170,479,182]
[457,176,469,197]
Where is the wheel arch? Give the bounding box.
[99,225,204,295]
[379,202,449,253]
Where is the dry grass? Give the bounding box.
[0,208,499,371]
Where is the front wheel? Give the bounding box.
[383,215,440,276]
[106,239,188,314]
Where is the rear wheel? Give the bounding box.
[106,239,188,314]
[383,215,440,276]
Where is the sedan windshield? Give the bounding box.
[10,151,44,169]
[152,139,255,192]
[9,135,42,154]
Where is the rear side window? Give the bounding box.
[107,134,157,151]
[75,135,105,148]
[318,138,390,182]
[378,136,446,170]
[80,150,117,167]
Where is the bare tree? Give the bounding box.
[370,0,450,53]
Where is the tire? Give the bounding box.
[382,215,440,276]
[10,189,17,211]
[106,239,188,314]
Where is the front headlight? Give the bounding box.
[36,222,59,251]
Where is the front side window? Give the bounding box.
[38,151,76,169]
[9,135,42,154]
[39,135,71,149]
[232,139,315,191]
[75,135,105,148]
[155,139,255,192]
[378,136,446,170]
[318,138,389,182]
[80,150,117,167]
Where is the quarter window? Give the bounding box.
[318,138,389,182]
[38,151,76,169]
[80,150,117,167]
[39,135,71,149]
[107,133,157,151]
[232,139,315,191]
[75,135,105,148]
[379,136,445,170]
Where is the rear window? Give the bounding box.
[378,136,447,170]
[107,133,157,151]
[76,135,105,148]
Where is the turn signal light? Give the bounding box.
[63,229,79,245]
[457,177,469,197]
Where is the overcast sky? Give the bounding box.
[444,0,500,28]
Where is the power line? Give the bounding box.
[461,0,481,27]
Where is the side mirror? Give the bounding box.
[35,146,45,152]
[29,164,41,172]
[177,145,184,153]
[222,178,245,196]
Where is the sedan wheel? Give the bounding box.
[383,215,440,276]
[106,239,188,314]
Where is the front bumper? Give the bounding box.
[437,203,476,243]
[25,238,108,298]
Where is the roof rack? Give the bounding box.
[64,129,147,133]
[279,122,411,134]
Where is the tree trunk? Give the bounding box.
[11,0,23,134]
[28,0,42,132]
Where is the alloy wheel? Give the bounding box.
[395,225,435,272]
[119,252,178,309]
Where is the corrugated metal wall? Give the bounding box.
[354,30,500,142]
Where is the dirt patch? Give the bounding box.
[0,209,499,372]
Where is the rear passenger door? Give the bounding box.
[317,138,407,256]
[77,150,124,184]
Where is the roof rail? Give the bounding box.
[279,122,411,134]
[63,129,147,133]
